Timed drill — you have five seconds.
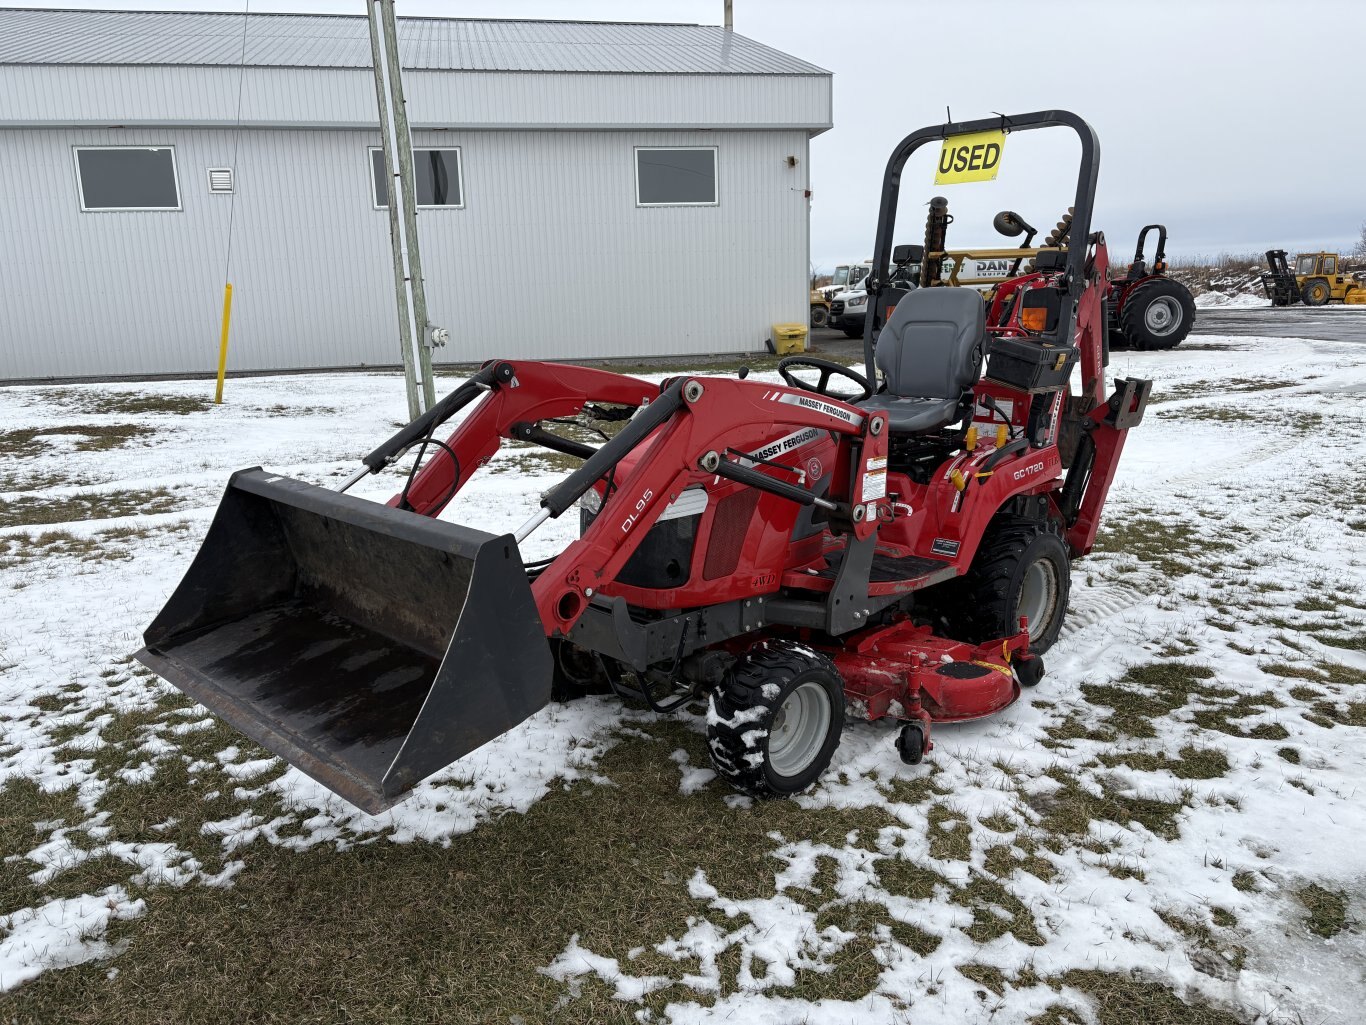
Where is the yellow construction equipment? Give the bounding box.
[1261,250,1364,306]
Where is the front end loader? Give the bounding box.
[138,109,1151,811]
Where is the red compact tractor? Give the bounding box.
[137,110,1150,811]
[1107,224,1196,350]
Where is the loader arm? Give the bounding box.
[390,363,885,637]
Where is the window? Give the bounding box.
[1296,255,1316,275]
[73,146,181,211]
[635,147,717,206]
[370,148,462,209]
[1322,256,1336,275]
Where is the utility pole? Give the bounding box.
[368,0,434,419]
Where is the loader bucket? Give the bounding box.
[136,468,552,814]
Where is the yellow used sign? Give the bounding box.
[935,129,1006,185]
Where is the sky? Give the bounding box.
[12,0,1364,269]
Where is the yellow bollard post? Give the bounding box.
[214,283,234,404]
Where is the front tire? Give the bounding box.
[1301,279,1331,306]
[810,304,830,329]
[1118,277,1195,350]
[842,323,863,338]
[932,518,1071,654]
[706,642,844,798]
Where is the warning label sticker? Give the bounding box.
[861,470,886,503]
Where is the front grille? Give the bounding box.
[703,489,760,580]
[831,301,845,316]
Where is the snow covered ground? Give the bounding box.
[1,336,1364,1023]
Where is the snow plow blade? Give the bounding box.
[135,468,552,814]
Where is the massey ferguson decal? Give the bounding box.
[774,391,865,428]
[741,426,823,467]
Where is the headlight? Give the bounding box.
[578,487,602,515]
[849,294,867,308]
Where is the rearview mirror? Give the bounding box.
[892,244,924,264]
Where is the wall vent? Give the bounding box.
[207,168,234,194]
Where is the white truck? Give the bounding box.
[818,261,872,301]
[822,261,873,336]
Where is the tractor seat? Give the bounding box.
[858,287,986,433]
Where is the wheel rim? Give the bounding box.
[1144,296,1182,336]
[768,680,832,778]
[1017,558,1061,644]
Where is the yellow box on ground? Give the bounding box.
[935,129,1006,184]
[771,323,807,354]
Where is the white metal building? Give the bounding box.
[0,9,831,381]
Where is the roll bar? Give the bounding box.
[863,109,1101,385]
[1134,224,1167,266]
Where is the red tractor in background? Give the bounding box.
[1107,224,1196,350]
[136,110,1151,812]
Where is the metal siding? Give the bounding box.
[0,10,829,76]
[0,128,809,379]
[0,66,831,133]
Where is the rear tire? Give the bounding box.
[706,642,844,798]
[1301,279,1331,306]
[931,518,1071,654]
[810,305,829,329]
[1118,277,1195,350]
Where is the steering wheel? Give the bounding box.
[777,357,873,403]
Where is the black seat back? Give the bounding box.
[875,287,986,399]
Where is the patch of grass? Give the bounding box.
[1314,631,1366,652]
[1094,518,1233,581]
[1079,662,1222,740]
[876,854,949,902]
[1100,745,1230,780]
[889,919,941,956]
[0,488,187,528]
[927,802,971,862]
[979,812,1016,833]
[1296,883,1349,938]
[952,873,1044,946]
[1030,767,1189,841]
[1277,747,1301,764]
[0,779,90,916]
[984,842,1056,883]
[1295,596,1337,613]
[0,718,912,1023]
[1048,969,1248,1023]
[26,389,212,416]
[959,962,1007,996]
[1308,699,1366,727]
[1,423,155,459]
[1231,871,1259,893]
[1155,404,1255,424]
[0,521,190,570]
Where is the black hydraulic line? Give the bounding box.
[982,437,1029,472]
[597,653,698,715]
[363,360,511,471]
[510,422,598,460]
[540,378,687,518]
